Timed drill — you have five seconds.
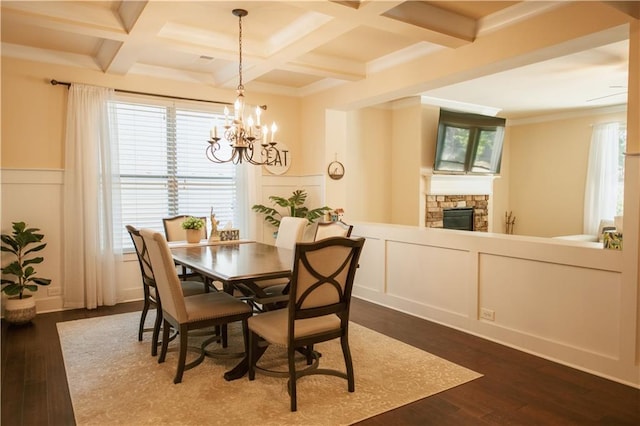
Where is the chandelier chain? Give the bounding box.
[238,11,243,90]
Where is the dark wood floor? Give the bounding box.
[2,298,639,425]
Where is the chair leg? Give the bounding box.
[222,324,228,348]
[158,319,170,363]
[138,295,150,342]
[248,330,257,381]
[305,344,314,365]
[151,305,162,357]
[288,345,298,412]
[174,324,188,384]
[341,335,355,392]
[242,319,249,356]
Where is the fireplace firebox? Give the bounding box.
[443,208,474,231]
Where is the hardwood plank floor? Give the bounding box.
[2,298,638,425]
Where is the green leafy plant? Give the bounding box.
[1,221,52,299]
[181,217,205,230]
[252,189,332,228]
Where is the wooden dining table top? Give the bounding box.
[170,241,293,284]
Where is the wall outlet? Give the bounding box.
[47,287,62,297]
[480,308,495,321]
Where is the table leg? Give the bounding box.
[223,345,267,381]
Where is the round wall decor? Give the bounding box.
[263,141,291,175]
[328,160,345,180]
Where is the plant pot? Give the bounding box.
[186,229,201,243]
[4,295,36,324]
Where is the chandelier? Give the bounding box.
[206,9,280,166]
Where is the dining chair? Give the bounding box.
[162,215,208,242]
[140,228,253,384]
[126,225,207,356]
[247,236,366,411]
[314,220,353,240]
[238,216,308,311]
[162,215,211,288]
[274,216,307,248]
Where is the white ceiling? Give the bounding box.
[0,1,631,118]
[420,38,629,118]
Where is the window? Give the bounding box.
[434,110,506,174]
[617,125,626,215]
[583,121,625,236]
[111,96,237,250]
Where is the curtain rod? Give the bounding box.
[49,79,267,110]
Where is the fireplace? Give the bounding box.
[425,194,489,232]
[443,208,474,231]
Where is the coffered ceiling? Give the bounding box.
[0,1,633,117]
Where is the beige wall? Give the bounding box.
[1,59,67,169]
[0,57,302,174]
[391,101,423,226]
[508,108,627,237]
[345,107,392,224]
[342,100,431,226]
[493,126,511,234]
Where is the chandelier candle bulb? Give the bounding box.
[271,122,277,142]
[224,106,229,126]
[247,116,254,137]
[255,106,261,125]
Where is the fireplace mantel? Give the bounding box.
[421,169,498,195]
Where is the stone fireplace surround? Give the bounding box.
[426,194,489,232]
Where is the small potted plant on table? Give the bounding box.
[1,221,51,324]
[181,216,205,243]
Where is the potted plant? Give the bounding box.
[181,216,205,243]
[252,189,332,230]
[1,221,51,324]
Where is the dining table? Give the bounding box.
[170,240,293,380]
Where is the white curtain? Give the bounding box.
[63,84,121,309]
[236,163,261,241]
[583,122,619,236]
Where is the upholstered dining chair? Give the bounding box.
[140,228,253,384]
[247,236,366,411]
[238,216,308,311]
[314,220,353,241]
[274,216,308,249]
[126,225,206,356]
[162,215,208,242]
[162,215,211,288]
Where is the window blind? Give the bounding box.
[111,98,236,250]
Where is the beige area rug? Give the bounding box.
[57,311,482,425]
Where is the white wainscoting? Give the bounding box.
[0,169,325,313]
[351,222,638,387]
[3,168,637,386]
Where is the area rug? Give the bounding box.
[57,312,482,425]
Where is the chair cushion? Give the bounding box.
[184,292,252,323]
[181,280,206,297]
[252,277,289,289]
[248,309,341,346]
